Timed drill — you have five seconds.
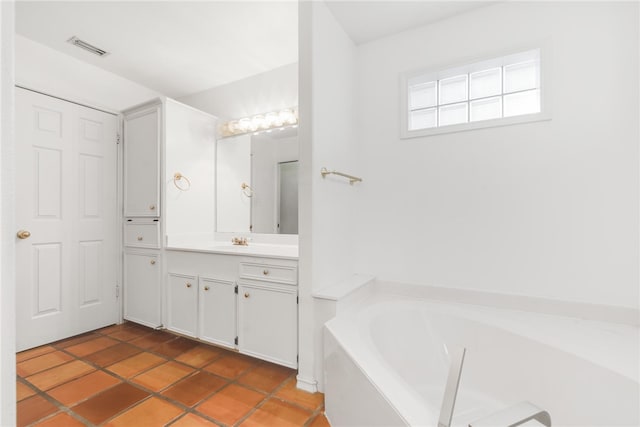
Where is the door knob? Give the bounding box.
[16,230,31,239]
[204,286,210,291]
[186,283,192,288]
[150,260,156,265]
[244,292,250,298]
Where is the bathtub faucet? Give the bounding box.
[468,401,551,427]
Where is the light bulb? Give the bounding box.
[265,111,283,128]
[279,109,296,125]
[237,118,251,132]
[251,115,267,130]
[226,121,238,134]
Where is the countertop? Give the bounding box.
[165,241,298,260]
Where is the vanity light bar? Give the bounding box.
[221,108,298,138]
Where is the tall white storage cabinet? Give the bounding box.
[122,98,217,329]
[123,100,163,328]
[124,105,161,217]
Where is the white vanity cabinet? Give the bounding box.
[165,250,298,368]
[237,282,297,368]
[165,251,238,344]
[199,277,237,348]
[167,273,198,337]
[123,102,161,217]
[124,250,162,328]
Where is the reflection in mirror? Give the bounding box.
[216,134,251,232]
[278,161,299,234]
[216,128,298,234]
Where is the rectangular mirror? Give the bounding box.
[216,127,298,234]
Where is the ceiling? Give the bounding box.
[16,1,299,98]
[325,1,495,45]
[16,1,492,98]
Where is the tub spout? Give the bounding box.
[437,347,467,427]
[469,401,551,427]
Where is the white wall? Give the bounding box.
[353,2,639,309]
[0,2,16,424]
[164,99,217,237]
[309,0,359,293]
[297,0,360,391]
[178,62,298,121]
[15,35,159,111]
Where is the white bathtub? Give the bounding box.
[324,287,639,426]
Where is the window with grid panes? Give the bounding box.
[407,49,541,132]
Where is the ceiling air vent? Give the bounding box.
[66,36,109,57]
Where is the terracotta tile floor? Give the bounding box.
[17,322,329,427]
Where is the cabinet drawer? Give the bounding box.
[239,262,297,285]
[124,222,160,248]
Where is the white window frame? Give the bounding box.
[400,43,552,139]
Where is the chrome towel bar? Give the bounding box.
[320,167,362,185]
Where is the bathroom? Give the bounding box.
[1,1,639,426]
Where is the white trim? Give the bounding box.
[296,374,318,393]
[0,1,16,424]
[117,114,124,324]
[400,41,553,139]
[14,85,119,116]
[405,112,551,139]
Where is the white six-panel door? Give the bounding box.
[16,88,119,351]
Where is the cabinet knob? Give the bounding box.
[150,260,156,265]
[149,205,156,210]
[186,283,192,288]
[263,270,269,276]
[204,286,210,291]
[137,236,143,241]
[244,292,250,298]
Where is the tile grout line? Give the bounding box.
[18,323,325,427]
[28,326,247,427]
[67,327,229,426]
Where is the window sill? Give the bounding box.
[400,112,552,139]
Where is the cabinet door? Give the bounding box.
[124,251,161,328]
[124,105,161,217]
[238,283,297,368]
[199,278,236,348]
[167,273,197,338]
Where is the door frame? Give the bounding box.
[1,1,16,424]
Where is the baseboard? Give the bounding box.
[295,375,318,393]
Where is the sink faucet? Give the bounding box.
[231,237,248,246]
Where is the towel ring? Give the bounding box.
[241,182,254,198]
[173,173,191,191]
